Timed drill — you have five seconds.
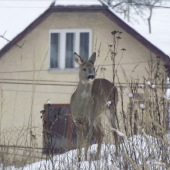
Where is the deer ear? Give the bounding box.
[74,52,85,65]
[89,52,96,65]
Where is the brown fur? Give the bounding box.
[70,52,118,161]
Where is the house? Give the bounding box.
[0,0,169,158]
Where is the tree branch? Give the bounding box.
[0,31,24,49]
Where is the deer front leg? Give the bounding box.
[76,123,83,162]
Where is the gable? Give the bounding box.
[0,5,170,67]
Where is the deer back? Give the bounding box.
[92,79,118,113]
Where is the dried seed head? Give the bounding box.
[100,67,106,71]
[111,51,117,55]
[111,30,118,35]
[116,36,121,39]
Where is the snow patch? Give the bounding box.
[140,103,145,110]
[106,101,112,107]
[128,93,133,98]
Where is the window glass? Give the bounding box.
[79,32,89,61]
[50,33,60,68]
[65,33,74,68]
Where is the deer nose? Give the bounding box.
[88,75,95,79]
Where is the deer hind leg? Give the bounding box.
[96,122,104,160]
[108,105,119,156]
[113,130,119,156]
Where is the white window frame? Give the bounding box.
[49,29,92,72]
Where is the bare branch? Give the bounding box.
[0,31,24,49]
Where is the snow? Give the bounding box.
[151,84,156,88]
[47,100,51,104]
[112,127,127,139]
[54,0,102,6]
[163,130,170,145]
[140,84,145,89]
[147,81,151,85]
[106,101,112,107]
[140,103,145,110]
[128,93,133,98]
[2,134,169,170]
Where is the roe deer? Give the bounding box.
[70,52,118,161]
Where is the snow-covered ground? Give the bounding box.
[1,134,169,170]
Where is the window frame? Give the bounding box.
[49,29,92,72]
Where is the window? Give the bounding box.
[42,104,77,154]
[49,29,92,69]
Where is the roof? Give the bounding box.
[54,0,102,6]
[0,0,170,66]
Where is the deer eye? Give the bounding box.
[83,68,86,71]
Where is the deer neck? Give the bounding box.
[77,81,93,99]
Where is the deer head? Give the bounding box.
[74,52,96,84]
